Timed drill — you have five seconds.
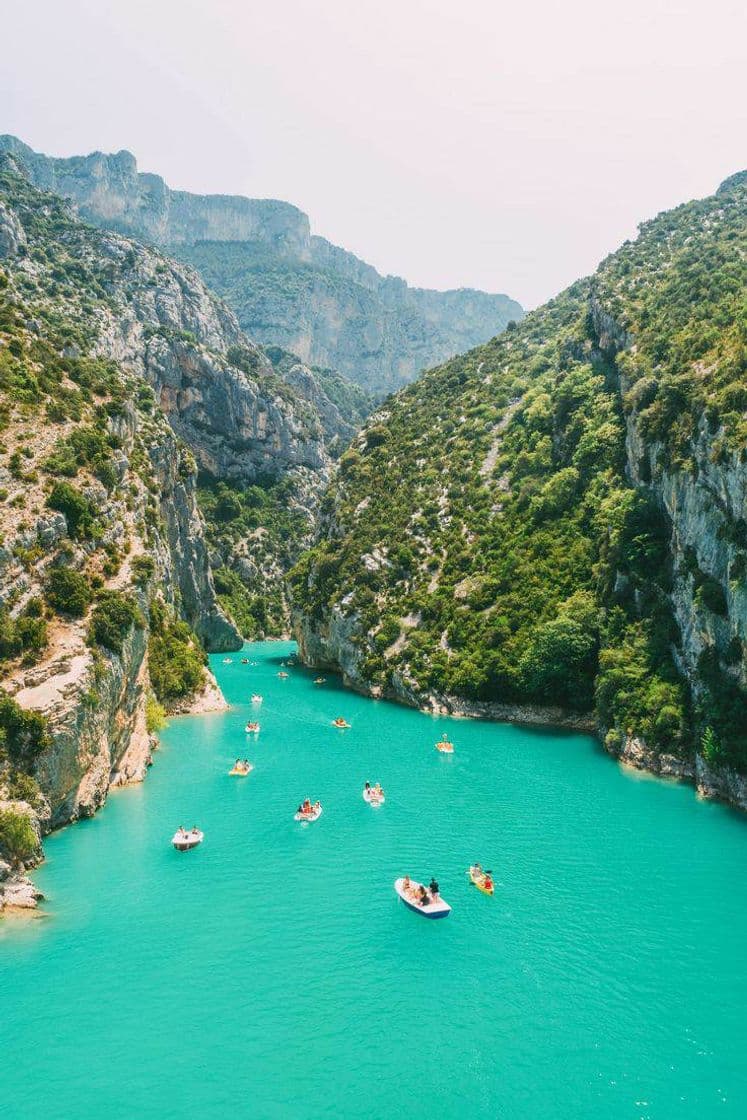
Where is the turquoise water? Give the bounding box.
[3,642,747,1119]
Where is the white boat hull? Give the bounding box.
[394,877,451,918]
[172,830,204,851]
[294,806,323,822]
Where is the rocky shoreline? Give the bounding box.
[0,666,229,918]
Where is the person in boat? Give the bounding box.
[373,783,383,797]
[429,877,440,899]
[402,874,411,893]
[418,885,430,906]
[243,758,250,768]
[483,871,494,891]
[302,798,312,814]
[472,862,482,878]
[364,781,371,792]
[313,801,321,813]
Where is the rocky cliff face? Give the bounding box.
[0,136,524,395]
[290,170,747,811]
[0,161,328,907]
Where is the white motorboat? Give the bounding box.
[394,877,451,919]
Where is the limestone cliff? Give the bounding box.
[290,170,747,811]
[0,136,523,395]
[0,163,288,907]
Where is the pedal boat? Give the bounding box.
[172,828,203,851]
[294,804,323,822]
[277,671,289,679]
[435,736,454,753]
[245,721,261,733]
[363,787,385,806]
[251,694,263,704]
[229,763,253,776]
[394,877,451,919]
[332,718,351,729]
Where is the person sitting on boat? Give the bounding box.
[418,885,430,906]
[302,798,312,814]
[373,783,383,797]
[472,862,482,878]
[402,874,411,893]
[483,872,493,891]
[313,800,321,813]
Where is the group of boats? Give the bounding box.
[171,656,490,920]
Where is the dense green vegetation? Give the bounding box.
[88,591,144,655]
[0,806,38,864]
[198,477,311,637]
[292,170,747,771]
[147,599,206,703]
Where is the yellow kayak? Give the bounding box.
[468,867,494,895]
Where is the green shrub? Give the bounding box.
[697,577,728,616]
[88,591,143,654]
[0,695,50,771]
[145,694,167,733]
[0,808,38,865]
[47,481,97,539]
[45,566,92,617]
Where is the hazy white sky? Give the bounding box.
[2,0,745,307]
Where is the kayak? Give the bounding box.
[394,877,451,919]
[468,867,494,895]
[229,764,253,776]
[363,788,385,806]
[294,805,323,822]
[172,829,203,851]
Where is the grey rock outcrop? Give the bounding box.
[0,135,524,395]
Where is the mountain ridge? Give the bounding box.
[0,135,524,393]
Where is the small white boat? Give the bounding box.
[245,722,261,733]
[294,804,323,822]
[394,877,451,919]
[172,828,203,851]
[229,763,253,776]
[314,677,326,685]
[251,694,263,704]
[222,658,233,664]
[278,671,289,679]
[363,786,385,806]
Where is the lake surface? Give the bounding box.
[3,641,747,1118]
